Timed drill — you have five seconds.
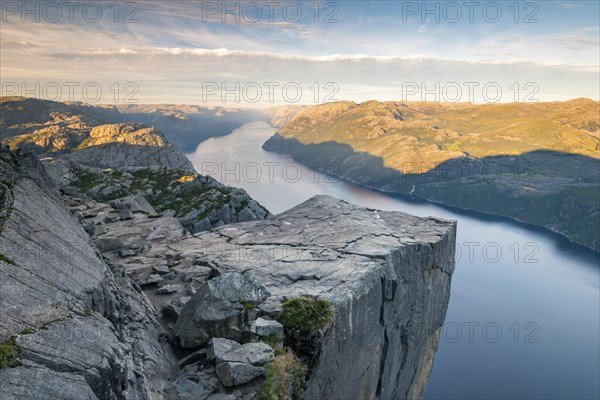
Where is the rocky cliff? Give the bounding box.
[1,143,456,399]
[170,195,456,399]
[0,145,178,399]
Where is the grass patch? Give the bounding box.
[0,338,20,369]
[0,252,15,265]
[239,301,258,311]
[258,349,307,400]
[279,298,333,332]
[19,328,34,335]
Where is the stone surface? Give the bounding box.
[250,317,284,337]
[175,273,270,348]
[119,208,134,220]
[0,147,177,399]
[215,342,275,366]
[103,213,120,223]
[215,362,265,387]
[92,237,123,252]
[158,284,184,294]
[207,338,242,362]
[153,265,170,274]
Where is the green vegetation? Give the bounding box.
[71,166,236,218]
[73,170,103,193]
[0,338,20,369]
[261,334,285,354]
[19,328,34,335]
[279,298,333,332]
[239,301,258,311]
[0,252,15,265]
[258,349,307,400]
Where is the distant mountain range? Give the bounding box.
[0,97,304,155]
[263,99,600,252]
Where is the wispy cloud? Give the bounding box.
[555,1,583,10]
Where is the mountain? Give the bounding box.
[114,104,268,152]
[263,99,600,252]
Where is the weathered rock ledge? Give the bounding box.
[172,195,457,399]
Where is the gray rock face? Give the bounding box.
[215,342,275,366]
[250,317,284,337]
[110,194,156,214]
[207,338,241,361]
[0,147,177,399]
[215,362,265,387]
[167,195,456,399]
[119,208,134,220]
[93,236,123,252]
[175,272,270,348]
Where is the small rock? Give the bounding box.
[207,338,241,361]
[158,284,184,294]
[120,209,134,220]
[146,227,167,241]
[104,213,120,223]
[163,304,182,320]
[61,186,80,196]
[119,249,136,257]
[215,362,265,387]
[164,271,177,280]
[93,237,123,252]
[81,210,98,219]
[178,348,207,368]
[250,317,284,337]
[178,296,191,306]
[152,265,170,274]
[85,224,106,236]
[140,274,163,286]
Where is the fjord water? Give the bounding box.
[188,121,600,399]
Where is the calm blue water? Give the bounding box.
[187,121,600,400]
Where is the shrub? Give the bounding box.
[258,350,307,400]
[0,338,20,369]
[279,298,333,332]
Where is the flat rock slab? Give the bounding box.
[215,342,274,366]
[215,362,265,387]
[250,317,284,337]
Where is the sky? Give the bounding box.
[1,0,599,107]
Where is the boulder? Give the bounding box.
[140,274,163,286]
[103,213,120,223]
[215,362,265,387]
[215,342,274,366]
[250,317,284,337]
[175,273,270,348]
[119,209,134,220]
[207,338,241,361]
[85,223,106,236]
[153,265,170,274]
[93,237,123,252]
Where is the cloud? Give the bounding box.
[554,1,583,10]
